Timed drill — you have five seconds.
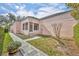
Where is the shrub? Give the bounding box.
[14,41,21,47]
[74,23,79,47]
[4,28,8,33]
[7,41,21,53]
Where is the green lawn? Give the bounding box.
[2,33,13,55]
[74,23,79,47]
[28,36,64,56]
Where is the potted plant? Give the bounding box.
[7,41,21,54]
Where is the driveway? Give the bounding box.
[9,32,47,56]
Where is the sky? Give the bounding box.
[0,3,70,18]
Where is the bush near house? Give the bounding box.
[74,23,79,47]
[8,41,21,54]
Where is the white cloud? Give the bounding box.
[16,6,65,18]
[16,4,26,10]
[0,3,68,20]
[1,11,17,17]
[16,9,28,16]
[16,9,35,17]
[15,4,35,17]
[15,6,20,9]
[35,7,65,18]
[6,4,26,10]
[15,4,66,18]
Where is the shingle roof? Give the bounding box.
[18,10,71,21]
[26,16,40,20]
[40,10,71,20]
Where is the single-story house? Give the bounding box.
[10,11,77,38]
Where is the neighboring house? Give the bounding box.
[10,11,77,38]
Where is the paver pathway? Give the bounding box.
[9,32,47,56]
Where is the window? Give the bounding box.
[29,22,33,32]
[25,23,28,30]
[34,23,39,30]
[23,23,28,30]
[23,23,25,30]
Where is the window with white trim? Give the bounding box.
[29,22,33,32]
[34,23,39,30]
[25,23,28,30]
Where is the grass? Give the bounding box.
[28,36,64,56]
[0,27,5,55]
[74,23,79,47]
[2,33,13,55]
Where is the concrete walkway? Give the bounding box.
[25,36,41,41]
[9,32,47,56]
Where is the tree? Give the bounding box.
[7,13,16,24]
[16,16,27,21]
[0,13,17,32]
[66,3,79,47]
[5,13,16,30]
[66,3,79,10]
[51,23,62,39]
[0,15,6,24]
[51,23,66,47]
[66,3,79,22]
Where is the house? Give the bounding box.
[10,11,77,38]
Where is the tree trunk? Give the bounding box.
[51,23,62,39]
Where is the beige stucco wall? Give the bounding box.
[41,12,77,38]
[10,12,77,38]
[10,21,21,34]
[20,18,29,35]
